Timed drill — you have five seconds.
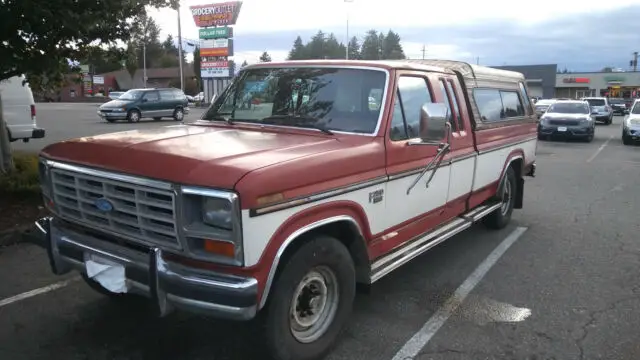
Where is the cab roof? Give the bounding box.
[245,59,526,84]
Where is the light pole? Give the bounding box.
[177,0,184,91]
[345,0,353,60]
[143,41,147,88]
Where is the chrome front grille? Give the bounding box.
[50,168,179,248]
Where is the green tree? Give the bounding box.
[307,31,328,59]
[288,36,307,60]
[125,42,138,78]
[324,33,347,59]
[192,46,201,88]
[0,0,175,173]
[259,51,272,62]
[132,14,164,69]
[347,36,361,60]
[240,60,249,68]
[381,30,405,60]
[360,29,382,60]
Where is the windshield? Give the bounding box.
[547,103,590,114]
[118,90,144,101]
[203,67,387,134]
[609,99,624,104]
[585,99,605,106]
[632,103,640,114]
[535,104,550,110]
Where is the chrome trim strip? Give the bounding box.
[258,215,363,309]
[371,217,473,283]
[44,159,173,190]
[250,175,388,217]
[205,65,390,137]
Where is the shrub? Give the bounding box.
[0,152,41,197]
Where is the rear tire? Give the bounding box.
[262,235,355,360]
[483,166,516,230]
[173,107,184,121]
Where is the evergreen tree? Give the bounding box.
[259,51,272,62]
[325,33,347,59]
[288,36,307,60]
[381,30,405,60]
[360,29,382,60]
[192,46,201,85]
[307,31,326,59]
[347,36,361,60]
[241,60,249,68]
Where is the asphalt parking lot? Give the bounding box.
[12,102,209,153]
[2,114,640,360]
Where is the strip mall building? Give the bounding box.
[555,72,640,99]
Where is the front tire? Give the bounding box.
[622,132,632,145]
[262,235,356,360]
[483,166,517,230]
[127,109,141,123]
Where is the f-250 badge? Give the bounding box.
[368,189,384,204]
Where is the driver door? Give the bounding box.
[382,72,452,243]
[139,90,160,118]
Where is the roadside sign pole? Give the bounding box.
[177,0,184,91]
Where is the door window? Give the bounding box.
[143,91,159,101]
[389,76,433,141]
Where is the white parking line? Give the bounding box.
[586,135,613,163]
[0,276,81,308]
[391,226,528,360]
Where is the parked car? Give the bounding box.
[538,100,595,142]
[609,98,628,115]
[534,99,556,118]
[0,75,45,142]
[107,91,125,100]
[34,59,537,360]
[622,99,640,145]
[582,97,613,124]
[97,88,189,123]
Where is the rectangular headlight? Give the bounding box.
[180,186,243,266]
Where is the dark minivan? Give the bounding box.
[98,88,189,123]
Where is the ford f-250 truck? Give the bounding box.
[34,59,537,360]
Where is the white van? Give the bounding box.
[1,75,45,142]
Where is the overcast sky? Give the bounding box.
[150,0,640,71]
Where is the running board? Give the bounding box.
[370,202,502,283]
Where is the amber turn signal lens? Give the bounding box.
[203,239,235,258]
[256,193,284,206]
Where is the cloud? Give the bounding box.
[154,3,640,71]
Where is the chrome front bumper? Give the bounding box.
[34,217,258,321]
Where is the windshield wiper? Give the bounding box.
[260,114,334,135]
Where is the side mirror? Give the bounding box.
[417,102,450,143]
[141,98,148,103]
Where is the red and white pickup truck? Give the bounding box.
[35,59,537,360]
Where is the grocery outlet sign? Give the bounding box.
[190,1,243,27]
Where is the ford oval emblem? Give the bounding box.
[95,198,114,212]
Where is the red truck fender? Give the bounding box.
[256,200,372,309]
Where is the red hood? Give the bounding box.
[40,124,345,189]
